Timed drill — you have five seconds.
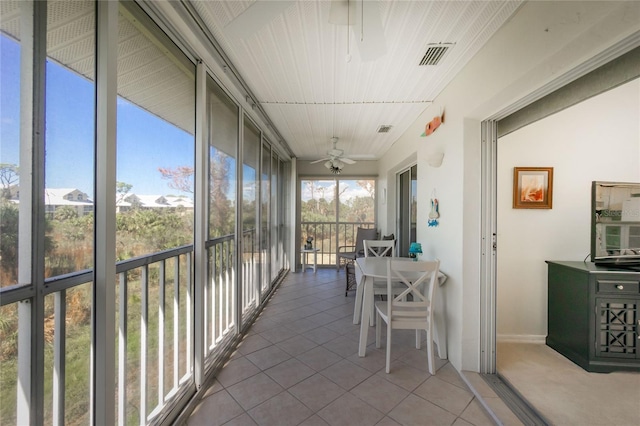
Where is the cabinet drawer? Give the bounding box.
[596,279,639,294]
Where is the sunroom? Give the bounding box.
[1,1,639,425]
[0,1,294,423]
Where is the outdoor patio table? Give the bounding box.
[301,247,320,273]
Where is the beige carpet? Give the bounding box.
[497,342,640,426]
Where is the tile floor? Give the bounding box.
[187,268,509,426]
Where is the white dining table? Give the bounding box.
[353,256,448,358]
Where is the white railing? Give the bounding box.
[204,234,236,364]
[0,233,254,425]
[241,229,259,325]
[300,221,375,267]
[114,246,194,425]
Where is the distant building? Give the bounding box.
[165,195,194,209]
[44,188,94,217]
[7,188,193,216]
[117,193,194,212]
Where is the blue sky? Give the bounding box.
[1,35,195,198]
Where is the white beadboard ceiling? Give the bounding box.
[0,0,524,163]
[0,0,196,134]
[189,0,523,161]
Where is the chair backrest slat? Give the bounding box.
[355,227,378,254]
[363,239,395,258]
[386,258,440,323]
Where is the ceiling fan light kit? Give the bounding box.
[325,157,343,174]
[311,137,355,173]
[328,163,343,174]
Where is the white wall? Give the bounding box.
[377,1,640,371]
[296,160,379,177]
[496,79,640,341]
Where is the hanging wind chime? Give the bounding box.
[428,190,440,227]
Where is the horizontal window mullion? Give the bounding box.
[116,245,194,274]
[43,271,93,295]
[0,285,36,306]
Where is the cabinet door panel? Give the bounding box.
[595,298,638,359]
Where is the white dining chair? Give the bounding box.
[362,239,408,326]
[375,258,440,374]
[363,239,395,258]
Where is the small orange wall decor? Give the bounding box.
[421,110,445,137]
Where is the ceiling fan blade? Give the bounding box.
[224,0,294,39]
[310,157,330,164]
[354,0,387,62]
[340,158,356,165]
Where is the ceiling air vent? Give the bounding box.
[377,125,393,133]
[419,43,455,66]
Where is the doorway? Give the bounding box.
[396,165,417,258]
[480,59,640,423]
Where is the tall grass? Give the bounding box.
[0,208,193,425]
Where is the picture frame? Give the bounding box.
[513,167,553,209]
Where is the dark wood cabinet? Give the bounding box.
[546,261,640,372]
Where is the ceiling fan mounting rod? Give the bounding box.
[361,0,364,42]
[346,0,351,62]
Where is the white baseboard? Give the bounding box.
[497,334,546,344]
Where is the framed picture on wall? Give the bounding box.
[513,167,553,209]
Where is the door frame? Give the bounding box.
[478,36,640,374]
[395,164,417,259]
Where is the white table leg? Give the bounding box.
[302,252,307,272]
[433,290,447,359]
[353,265,364,324]
[313,250,317,273]
[358,276,373,357]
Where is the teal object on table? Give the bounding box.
[408,242,422,261]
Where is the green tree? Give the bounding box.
[209,150,234,237]
[348,196,374,222]
[159,166,194,194]
[54,206,78,221]
[0,203,19,284]
[357,180,375,199]
[0,164,18,200]
[1,202,56,284]
[158,150,234,237]
[116,181,133,203]
[116,209,191,255]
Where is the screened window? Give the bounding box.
[0,1,28,288]
[260,142,271,293]
[116,2,195,260]
[114,4,196,422]
[301,178,376,266]
[44,0,96,279]
[206,77,237,239]
[241,117,260,317]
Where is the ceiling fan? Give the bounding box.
[310,137,356,174]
